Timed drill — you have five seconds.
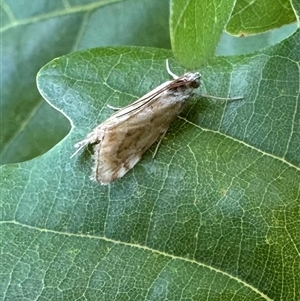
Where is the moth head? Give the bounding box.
[185,72,201,88]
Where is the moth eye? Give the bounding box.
[191,79,200,88]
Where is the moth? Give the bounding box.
[72,60,237,185]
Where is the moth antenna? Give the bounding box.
[201,94,244,101]
[166,59,179,79]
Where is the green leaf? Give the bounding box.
[170,0,297,68]
[216,23,298,56]
[1,0,300,299]
[170,0,237,68]
[227,0,296,35]
[0,0,170,164]
[2,30,300,299]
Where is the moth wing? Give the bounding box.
[109,80,173,120]
[73,73,192,158]
[92,80,193,184]
[109,72,195,120]
[93,90,188,184]
[93,120,169,184]
[75,72,197,183]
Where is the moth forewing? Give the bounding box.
[73,63,201,185]
[94,88,197,184]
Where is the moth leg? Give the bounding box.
[152,130,168,159]
[70,141,88,158]
[107,104,123,111]
[70,127,103,158]
[166,59,179,80]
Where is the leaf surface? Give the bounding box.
[1,0,299,300]
[1,36,300,299]
[170,0,297,68]
[0,0,170,164]
[227,0,296,35]
[170,0,238,68]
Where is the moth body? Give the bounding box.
[73,61,201,184]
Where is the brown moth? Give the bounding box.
[72,60,200,184]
